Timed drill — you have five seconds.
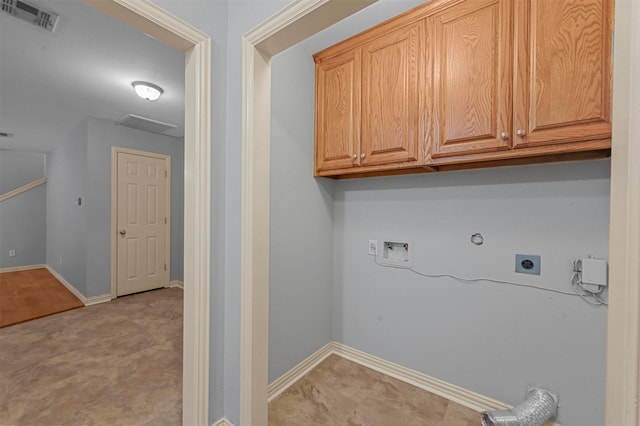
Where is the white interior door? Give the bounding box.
[116,151,169,296]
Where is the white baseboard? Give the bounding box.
[84,294,112,306]
[45,265,111,307]
[331,342,509,413]
[169,280,184,289]
[0,264,46,273]
[268,341,335,402]
[269,341,561,426]
[211,417,234,426]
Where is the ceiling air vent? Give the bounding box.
[1,0,59,32]
[117,114,178,136]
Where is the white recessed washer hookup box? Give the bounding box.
[377,239,413,268]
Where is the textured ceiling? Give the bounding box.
[0,0,184,153]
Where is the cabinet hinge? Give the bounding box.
[165,170,167,178]
[164,264,167,271]
[165,217,167,224]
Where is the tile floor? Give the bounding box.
[269,354,480,425]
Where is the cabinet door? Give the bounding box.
[315,49,361,173]
[513,0,612,148]
[429,0,512,158]
[361,22,420,167]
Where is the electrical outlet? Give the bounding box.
[368,240,378,256]
[9,249,16,257]
[515,254,541,275]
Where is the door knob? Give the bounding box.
[500,132,509,140]
[119,229,127,236]
[360,153,366,159]
[352,154,357,160]
[516,129,526,137]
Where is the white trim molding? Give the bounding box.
[241,1,376,423]
[268,342,335,402]
[0,264,46,273]
[169,280,184,289]
[211,418,235,426]
[332,343,509,414]
[606,0,640,424]
[269,342,561,426]
[45,265,111,306]
[0,177,47,203]
[79,2,212,425]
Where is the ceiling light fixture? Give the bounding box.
[131,81,164,101]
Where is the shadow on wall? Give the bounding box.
[329,159,612,195]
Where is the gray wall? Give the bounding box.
[46,121,89,295]
[0,184,46,268]
[0,150,47,268]
[85,117,184,297]
[45,118,184,298]
[224,1,289,422]
[333,161,610,426]
[0,150,46,193]
[269,45,335,382]
[145,1,612,425]
[145,0,229,420]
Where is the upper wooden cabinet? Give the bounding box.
[315,21,423,175]
[315,49,361,173]
[360,22,421,167]
[313,0,612,178]
[428,0,512,158]
[512,0,612,149]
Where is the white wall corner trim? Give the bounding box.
[84,294,112,306]
[267,342,335,402]
[211,417,235,426]
[169,280,184,289]
[269,342,561,426]
[45,265,111,306]
[0,264,46,273]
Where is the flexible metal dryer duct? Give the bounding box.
[480,387,559,426]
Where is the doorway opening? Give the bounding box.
[84,1,212,424]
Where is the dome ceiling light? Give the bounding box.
[131,81,164,101]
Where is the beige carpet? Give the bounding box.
[0,287,182,426]
[269,354,480,426]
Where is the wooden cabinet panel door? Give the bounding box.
[430,0,512,157]
[315,49,361,173]
[513,0,612,148]
[361,22,420,166]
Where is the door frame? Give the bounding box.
[239,1,376,423]
[110,146,171,298]
[241,1,640,425]
[83,1,211,425]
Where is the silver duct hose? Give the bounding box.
[481,387,559,426]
